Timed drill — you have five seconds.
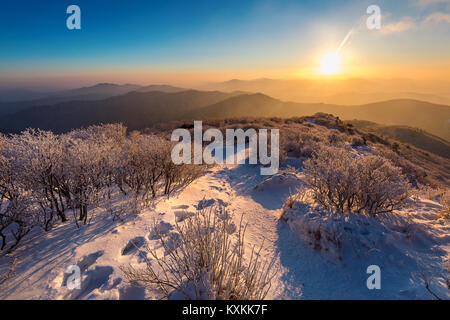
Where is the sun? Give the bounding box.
[319,52,340,75]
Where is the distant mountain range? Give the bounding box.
[0,84,449,144]
[0,83,185,115]
[0,88,52,102]
[186,93,450,141]
[347,120,450,159]
[0,90,240,133]
[202,78,450,106]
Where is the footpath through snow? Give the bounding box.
[0,156,449,299]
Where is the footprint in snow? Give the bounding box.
[61,250,104,288]
[66,266,114,300]
[121,236,146,255]
[174,210,195,222]
[148,221,174,240]
[196,198,228,210]
[164,232,182,255]
[171,205,190,210]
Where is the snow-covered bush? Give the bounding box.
[0,123,206,251]
[62,132,113,224]
[371,146,425,187]
[351,136,366,147]
[281,196,420,259]
[281,201,343,257]
[0,195,35,253]
[280,129,323,159]
[355,155,411,215]
[162,161,205,197]
[114,132,204,212]
[0,135,36,251]
[121,207,277,300]
[303,146,410,216]
[7,129,70,229]
[115,132,169,214]
[280,186,308,222]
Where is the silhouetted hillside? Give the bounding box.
[136,84,185,93]
[0,90,449,141]
[337,99,450,141]
[184,93,283,119]
[189,95,450,140]
[203,78,450,105]
[347,121,450,159]
[0,90,239,133]
[0,88,52,102]
[0,83,142,115]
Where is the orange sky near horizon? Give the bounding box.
[1,0,450,91]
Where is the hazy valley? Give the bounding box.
[1,83,449,143]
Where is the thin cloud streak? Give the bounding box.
[381,11,450,34]
[381,17,417,34]
[416,0,450,7]
[423,12,450,23]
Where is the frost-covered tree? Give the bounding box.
[0,123,205,251]
[354,155,410,215]
[0,134,35,251]
[7,129,70,229]
[303,146,410,216]
[115,132,169,214]
[63,125,125,224]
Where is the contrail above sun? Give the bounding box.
[319,28,354,75]
[336,28,354,55]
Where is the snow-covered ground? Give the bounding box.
[0,151,449,300]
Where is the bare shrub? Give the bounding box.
[162,162,205,197]
[327,130,347,145]
[115,133,169,214]
[63,130,118,224]
[280,130,322,159]
[351,136,365,147]
[0,257,16,286]
[121,207,278,300]
[439,190,450,219]
[411,185,444,201]
[114,132,204,211]
[303,146,410,216]
[280,186,309,222]
[303,146,358,213]
[371,146,424,187]
[355,155,411,215]
[411,187,450,219]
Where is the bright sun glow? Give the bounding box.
[319,52,340,75]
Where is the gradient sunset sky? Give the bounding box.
[1,0,449,89]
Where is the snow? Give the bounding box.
[0,152,449,300]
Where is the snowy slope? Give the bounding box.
[0,154,449,300]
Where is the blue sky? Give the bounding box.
[0,0,449,88]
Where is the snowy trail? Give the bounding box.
[1,157,449,299]
[0,159,287,299]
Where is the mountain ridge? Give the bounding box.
[0,89,448,142]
